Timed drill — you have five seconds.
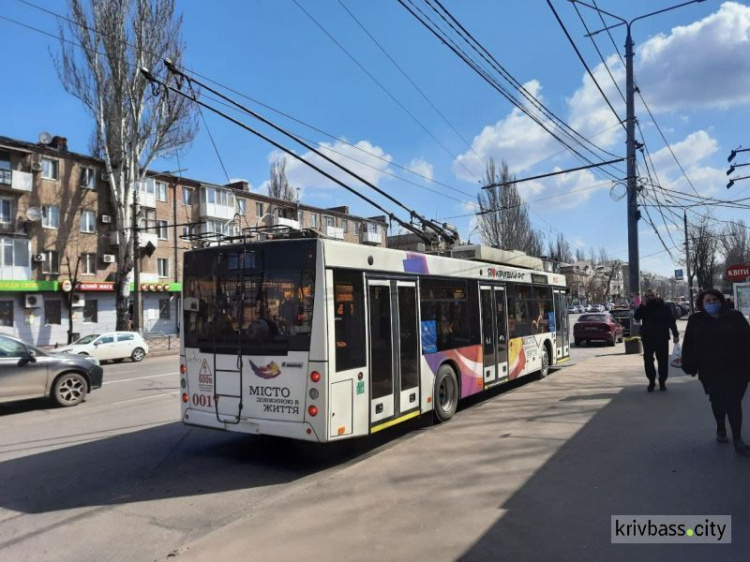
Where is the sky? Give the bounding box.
[2,0,750,277]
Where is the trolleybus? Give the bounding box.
[180,233,569,442]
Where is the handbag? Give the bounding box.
[670,343,682,368]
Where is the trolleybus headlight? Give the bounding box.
[310,371,321,383]
[308,405,318,417]
[180,364,186,375]
[309,388,319,400]
[182,393,189,403]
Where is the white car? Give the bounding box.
[54,332,149,363]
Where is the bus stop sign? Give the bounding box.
[726,264,750,282]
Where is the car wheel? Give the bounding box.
[574,339,582,346]
[131,347,146,362]
[433,364,459,423]
[608,334,616,347]
[52,372,88,407]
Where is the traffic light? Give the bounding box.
[728,179,735,189]
[727,165,736,176]
[729,149,737,163]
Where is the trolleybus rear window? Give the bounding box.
[183,242,316,355]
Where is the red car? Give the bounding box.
[573,313,624,346]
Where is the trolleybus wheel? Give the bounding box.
[433,364,459,422]
[539,346,550,379]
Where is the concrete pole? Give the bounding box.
[625,26,640,310]
[132,179,141,332]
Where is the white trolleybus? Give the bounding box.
[180,233,569,442]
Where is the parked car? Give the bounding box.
[573,313,624,346]
[0,333,103,407]
[568,305,583,314]
[53,331,149,363]
[610,308,632,337]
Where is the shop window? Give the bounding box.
[83,300,98,323]
[158,298,171,320]
[0,301,12,327]
[45,300,62,325]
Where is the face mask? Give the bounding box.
[704,303,722,315]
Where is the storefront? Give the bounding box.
[0,279,181,347]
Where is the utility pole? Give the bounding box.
[132,179,141,332]
[625,25,640,312]
[684,211,694,313]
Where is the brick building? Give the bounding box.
[0,134,386,346]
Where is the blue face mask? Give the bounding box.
[704,303,722,315]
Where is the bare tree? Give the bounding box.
[575,247,586,262]
[547,232,573,263]
[477,158,543,256]
[720,219,749,267]
[598,247,609,264]
[689,217,719,290]
[55,0,198,329]
[268,157,296,202]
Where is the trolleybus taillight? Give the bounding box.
[182,393,189,403]
[310,371,321,383]
[180,364,186,375]
[308,405,318,417]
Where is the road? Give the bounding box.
[0,319,685,562]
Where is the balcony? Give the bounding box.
[325,225,345,240]
[199,201,235,220]
[0,170,32,192]
[360,229,381,245]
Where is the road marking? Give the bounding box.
[111,392,178,405]
[103,372,175,385]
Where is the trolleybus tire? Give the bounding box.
[433,364,459,422]
[538,345,550,379]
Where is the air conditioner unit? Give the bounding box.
[101,214,112,224]
[30,161,43,172]
[25,294,43,308]
[71,293,85,307]
[32,253,46,263]
[102,254,116,263]
[101,172,110,181]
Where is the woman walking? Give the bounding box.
[682,289,750,456]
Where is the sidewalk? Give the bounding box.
[172,352,750,562]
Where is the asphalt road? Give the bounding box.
[0,319,688,562]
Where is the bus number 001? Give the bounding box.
[192,394,213,408]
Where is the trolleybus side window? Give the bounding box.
[420,279,476,351]
[333,270,366,371]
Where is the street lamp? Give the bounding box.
[573,0,707,313]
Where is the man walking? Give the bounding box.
[634,290,679,392]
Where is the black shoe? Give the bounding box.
[647,382,655,392]
[717,429,729,443]
[735,444,750,457]
[659,383,667,391]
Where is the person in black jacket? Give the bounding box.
[682,289,750,456]
[634,289,679,391]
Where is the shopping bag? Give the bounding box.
[670,343,682,368]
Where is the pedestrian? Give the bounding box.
[634,289,679,392]
[681,289,750,456]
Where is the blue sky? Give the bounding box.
[2,0,749,276]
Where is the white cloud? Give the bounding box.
[406,158,434,182]
[267,139,393,195]
[637,2,750,111]
[451,80,562,181]
[648,130,724,198]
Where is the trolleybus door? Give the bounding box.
[367,279,420,425]
[553,289,570,359]
[480,285,509,384]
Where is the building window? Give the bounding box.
[311,213,318,228]
[182,226,191,238]
[42,205,59,229]
[237,198,246,214]
[342,219,348,234]
[206,187,216,204]
[81,210,96,233]
[42,251,59,274]
[157,258,169,278]
[83,300,98,323]
[325,216,334,228]
[158,298,171,320]
[0,198,12,224]
[182,187,194,205]
[80,167,96,189]
[0,301,13,327]
[156,219,168,240]
[353,222,359,235]
[41,159,59,180]
[157,181,167,202]
[1,238,29,268]
[256,202,264,217]
[45,300,62,325]
[297,210,304,225]
[0,152,11,185]
[82,253,96,275]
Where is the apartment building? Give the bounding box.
[0,134,387,346]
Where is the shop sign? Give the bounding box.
[60,280,73,292]
[131,282,182,292]
[726,264,750,283]
[75,282,116,292]
[0,280,58,292]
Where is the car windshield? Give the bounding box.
[579,314,608,322]
[73,334,99,345]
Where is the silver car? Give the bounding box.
[0,334,104,407]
